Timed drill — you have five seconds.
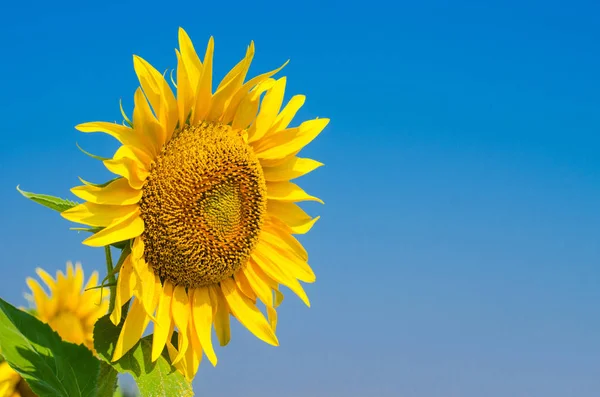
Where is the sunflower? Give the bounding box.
[25,262,109,351]
[61,27,327,380]
[0,262,107,397]
[0,360,34,397]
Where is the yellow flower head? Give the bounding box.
[1,262,107,397]
[62,28,328,380]
[26,262,109,351]
[0,360,35,397]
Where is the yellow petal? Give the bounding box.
[133,55,178,140]
[151,281,174,362]
[135,262,159,319]
[62,202,138,228]
[243,265,273,307]
[257,232,315,283]
[209,284,230,346]
[175,49,193,128]
[267,200,319,234]
[112,298,150,361]
[267,181,324,204]
[251,251,310,307]
[261,225,308,260]
[207,44,254,121]
[192,37,214,123]
[184,321,202,381]
[110,255,135,325]
[217,41,254,91]
[133,87,166,155]
[254,118,329,159]
[234,270,256,301]
[26,278,49,318]
[191,287,217,366]
[35,268,56,290]
[267,305,278,332]
[222,61,289,123]
[232,79,275,130]
[103,146,150,189]
[265,95,306,137]
[221,278,278,346]
[275,287,284,307]
[82,207,144,247]
[76,122,144,149]
[170,285,190,365]
[178,28,203,92]
[248,77,286,143]
[71,178,142,206]
[263,157,323,182]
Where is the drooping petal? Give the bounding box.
[134,261,159,319]
[220,278,278,346]
[184,320,203,381]
[233,270,257,301]
[208,285,230,346]
[82,207,144,247]
[112,298,150,361]
[110,255,136,325]
[151,281,174,362]
[191,287,217,366]
[170,285,190,364]
[242,265,273,307]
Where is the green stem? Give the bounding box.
[104,246,117,313]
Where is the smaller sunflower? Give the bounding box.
[25,261,109,351]
[0,359,35,397]
[0,262,108,397]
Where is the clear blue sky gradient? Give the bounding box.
[1,1,599,396]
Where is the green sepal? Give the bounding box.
[76,142,110,161]
[16,186,79,213]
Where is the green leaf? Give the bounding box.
[16,186,79,212]
[0,297,102,397]
[96,362,119,397]
[94,315,194,397]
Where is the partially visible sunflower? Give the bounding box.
[0,262,108,396]
[61,27,327,380]
[0,359,34,397]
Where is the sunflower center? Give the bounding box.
[140,121,267,288]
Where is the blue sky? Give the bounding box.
[1,0,599,396]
